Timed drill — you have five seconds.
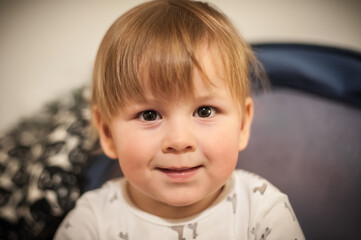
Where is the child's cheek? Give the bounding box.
[115,129,157,169]
[203,124,240,167]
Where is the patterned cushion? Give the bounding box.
[0,87,97,240]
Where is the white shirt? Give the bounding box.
[55,169,305,240]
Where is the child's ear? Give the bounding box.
[92,107,118,159]
[239,97,254,151]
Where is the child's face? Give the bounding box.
[96,48,253,218]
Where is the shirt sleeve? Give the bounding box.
[54,195,99,240]
[251,192,305,240]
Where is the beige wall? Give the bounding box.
[0,0,360,133]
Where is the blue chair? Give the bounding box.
[238,43,361,239]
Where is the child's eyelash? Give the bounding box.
[193,106,219,118]
[135,106,220,121]
[136,110,162,121]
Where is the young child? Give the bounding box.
[55,0,304,239]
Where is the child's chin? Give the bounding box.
[166,198,200,208]
[160,192,198,205]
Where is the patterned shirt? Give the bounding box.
[55,169,305,240]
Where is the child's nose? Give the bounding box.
[161,119,196,154]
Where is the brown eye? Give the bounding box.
[140,110,160,121]
[195,106,214,118]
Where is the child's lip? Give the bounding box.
[156,165,202,182]
[157,166,202,172]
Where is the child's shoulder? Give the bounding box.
[54,178,127,239]
[79,177,126,209]
[232,169,286,201]
[231,171,304,239]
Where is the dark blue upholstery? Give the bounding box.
[241,44,361,240]
[253,43,361,107]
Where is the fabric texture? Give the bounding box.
[0,87,97,240]
[55,169,304,240]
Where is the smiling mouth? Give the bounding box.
[157,166,202,173]
[156,165,202,182]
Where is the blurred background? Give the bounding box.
[0,0,360,133]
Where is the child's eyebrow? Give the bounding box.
[128,89,225,107]
[194,90,227,101]
[194,93,221,101]
[128,97,165,107]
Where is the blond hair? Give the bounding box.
[92,0,259,122]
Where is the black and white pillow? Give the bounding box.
[0,86,98,240]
